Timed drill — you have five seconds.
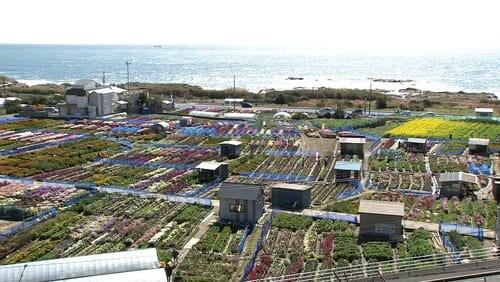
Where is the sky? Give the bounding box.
[2,0,500,50]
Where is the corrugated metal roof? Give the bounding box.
[359,200,404,216]
[475,108,493,113]
[0,248,160,282]
[439,172,478,184]
[334,161,362,171]
[270,183,311,191]
[196,161,225,170]
[468,138,489,146]
[407,138,427,144]
[224,98,244,102]
[220,140,242,146]
[218,182,262,200]
[223,113,256,120]
[338,137,366,144]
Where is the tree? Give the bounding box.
[274,94,287,104]
[376,97,387,109]
[4,100,21,114]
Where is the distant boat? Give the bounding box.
[153,45,162,48]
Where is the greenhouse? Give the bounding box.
[0,248,163,282]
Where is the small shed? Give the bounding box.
[492,177,500,204]
[406,138,427,153]
[468,138,489,155]
[359,200,404,241]
[179,116,193,127]
[150,121,170,133]
[475,108,493,119]
[218,182,264,224]
[219,140,242,159]
[339,137,365,157]
[270,183,312,210]
[334,161,362,182]
[195,161,229,183]
[224,98,244,107]
[161,100,174,110]
[439,172,478,199]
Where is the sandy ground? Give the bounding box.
[0,219,18,232]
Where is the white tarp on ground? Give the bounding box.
[273,112,292,119]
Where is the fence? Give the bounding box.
[269,208,359,224]
[0,208,57,240]
[239,171,311,182]
[3,134,88,155]
[241,218,273,281]
[439,222,484,240]
[94,158,196,170]
[247,247,499,282]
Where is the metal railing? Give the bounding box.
[247,247,499,282]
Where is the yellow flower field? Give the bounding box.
[386,118,500,140]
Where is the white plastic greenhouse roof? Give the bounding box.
[55,268,168,282]
[220,140,242,146]
[196,161,225,170]
[0,248,161,282]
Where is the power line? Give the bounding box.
[125,60,131,92]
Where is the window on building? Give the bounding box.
[229,204,245,213]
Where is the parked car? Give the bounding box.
[420,111,436,117]
[317,107,333,118]
[398,110,411,116]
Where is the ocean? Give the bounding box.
[0,44,499,96]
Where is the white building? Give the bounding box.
[58,80,127,117]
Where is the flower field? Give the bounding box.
[386,118,500,140]
[0,181,89,214]
[0,119,62,132]
[246,214,407,280]
[0,138,121,177]
[0,193,209,264]
[175,224,246,281]
[370,151,425,173]
[370,172,432,192]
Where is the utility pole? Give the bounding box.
[368,77,373,116]
[233,75,236,111]
[125,60,131,92]
[102,72,106,85]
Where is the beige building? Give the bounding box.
[359,200,404,241]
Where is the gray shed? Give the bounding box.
[339,137,365,157]
[179,116,193,127]
[493,177,500,204]
[218,182,264,224]
[270,183,312,210]
[468,138,489,155]
[150,122,170,133]
[195,161,229,183]
[439,172,478,199]
[359,200,404,241]
[406,138,427,153]
[220,140,242,159]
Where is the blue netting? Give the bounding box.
[480,163,491,175]
[237,224,254,254]
[336,180,362,200]
[468,163,480,175]
[0,116,29,124]
[241,218,272,281]
[440,232,460,263]
[239,171,311,182]
[439,223,484,241]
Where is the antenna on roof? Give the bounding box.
[102,72,106,85]
[233,75,236,111]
